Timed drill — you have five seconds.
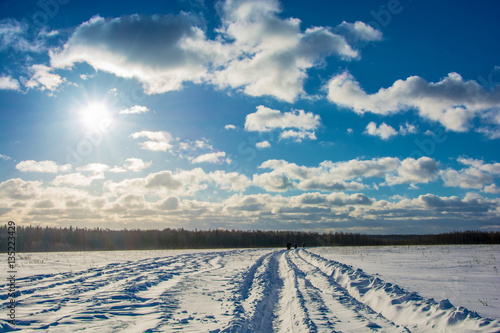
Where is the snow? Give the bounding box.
[0,246,499,332]
[308,245,500,320]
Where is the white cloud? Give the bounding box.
[49,1,375,102]
[123,158,152,172]
[245,105,320,142]
[119,105,150,114]
[104,167,250,199]
[209,170,251,192]
[245,106,319,132]
[335,21,383,42]
[76,163,110,177]
[224,124,237,130]
[158,196,180,210]
[399,122,418,135]
[213,0,361,101]
[50,14,217,94]
[385,157,439,186]
[364,122,397,140]
[279,130,316,142]
[327,71,500,133]
[0,153,12,160]
[130,131,173,152]
[2,172,499,231]
[25,64,63,91]
[440,158,500,191]
[52,173,97,187]
[16,160,72,173]
[145,171,182,190]
[0,178,42,200]
[253,171,295,192]
[256,140,271,148]
[476,127,500,140]
[0,18,45,53]
[190,151,229,164]
[213,0,366,102]
[484,184,500,194]
[256,156,439,191]
[364,121,418,140]
[297,179,365,192]
[0,75,20,90]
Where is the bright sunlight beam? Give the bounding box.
[79,101,113,131]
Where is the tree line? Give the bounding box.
[1,225,499,252]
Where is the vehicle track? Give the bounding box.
[1,248,499,332]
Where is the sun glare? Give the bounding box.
[79,102,113,131]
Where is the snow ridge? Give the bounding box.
[300,250,500,332]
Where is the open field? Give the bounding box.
[1,245,499,332]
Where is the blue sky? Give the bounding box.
[1,0,499,233]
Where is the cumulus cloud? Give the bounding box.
[440,157,500,191]
[48,1,376,102]
[145,171,182,190]
[0,75,20,90]
[327,71,500,133]
[119,105,150,114]
[130,130,173,152]
[298,179,365,192]
[256,156,439,191]
[104,167,250,198]
[364,121,418,140]
[123,158,152,172]
[279,130,317,142]
[1,172,499,231]
[209,170,251,192]
[190,151,230,164]
[335,21,383,43]
[399,122,418,135]
[256,140,271,148]
[0,178,42,200]
[364,122,397,140]
[52,173,97,187]
[385,157,439,186]
[253,171,295,192]
[50,14,216,94]
[76,163,110,177]
[224,124,237,130]
[484,184,500,194]
[245,105,320,142]
[418,193,495,213]
[16,160,72,173]
[25,64,63,91]
[213,0,361,101]
[158,196,180,210]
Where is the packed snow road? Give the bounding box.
[1,248,499,332]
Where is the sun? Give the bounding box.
[79,101,113,131]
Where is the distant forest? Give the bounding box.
[2,225,500,252]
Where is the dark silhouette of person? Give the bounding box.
[294,243,298,249]
[286,242,291,250]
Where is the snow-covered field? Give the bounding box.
[1,246,499,332]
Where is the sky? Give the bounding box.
[0,0,499,234]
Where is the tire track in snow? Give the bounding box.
[2,248,499,332]
[0,251,224,332]
[274,250,319,333]
[222,250,283,332]
[300,249,500,333]
[288,250,409,333]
